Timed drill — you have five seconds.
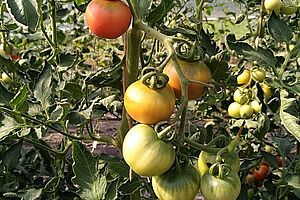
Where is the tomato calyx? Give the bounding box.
[174,41,204,62]
[209,163,232,179]
[154,121,175,141]
[141,67,169,89]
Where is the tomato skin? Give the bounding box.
[228,102,242,118]
[152,165,200,200]
[1,72,13,84]
[163,59,212,100]
[275,155,283,167]
[124,80,175,124]
[233,88,251,105]
[237,69,250,85]
[264,0,283,12]
[246,174,255,187]
[251,68,266,82]
[198,151,240,176]
[254,164,269,181]
[239,104,254,118]
[260,83,272,100]
[200,169,241,200]
[122,124,175,176]
[85,0,132,39]
[281,6,297,14]
[249,100,261,113]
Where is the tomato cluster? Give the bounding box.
[246,161,270,188]
[264,0,298,15]
[228,68,271,119]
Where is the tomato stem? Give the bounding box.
[183,137,222,154]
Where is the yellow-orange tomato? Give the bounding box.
[237,69,251,85]
[163,59,212,100]
[85,0,132,39]
[124,80,175,124]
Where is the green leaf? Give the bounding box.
[267,12,293,43]
[64,83,84,101]
[17,188,42,200]
[105,179,119,200]
[33,62,52,111]
[57,53,77,72]
[71,141,107,200]
[286,173,300,198]
[273,137,293,157]
[254,113,270,139]
[139,0,152,20]
[0,114,20,141]
[146,0,175,26]
[6,0,40,33]
[226,34,277,68]
[10,85,29,113]
[280,90,300,142]
[2,141,23,169]
[0,83,14,106]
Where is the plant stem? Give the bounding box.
[183,137,222,153]
[50,0,57,49]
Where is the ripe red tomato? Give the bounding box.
[163,59,212,100]
[254,164,269,181]
[124,80,175,124]
[275,155,283,167]
[85,0,132,39]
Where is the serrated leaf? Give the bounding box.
[2,141,23,169]
[0,114,20,141]
[0,83,14,106]
[6,0,40,33]
[268,12,293,43]
[226,34,277,68]
[33,62,52,111]
[147,0,175,26]
[10,85,29,113]
[280,90,300,142]
[71,141,108,200]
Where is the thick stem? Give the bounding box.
[183,137,222,153]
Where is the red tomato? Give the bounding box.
[275,156,283,167]
[254,164,269,181]
[85,0,132,39]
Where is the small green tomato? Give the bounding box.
[250,100,261,113]
[239,104,254,119]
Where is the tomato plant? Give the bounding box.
[122,124,175,176]
[85,0,132,39]
[152,164,200,200]
[163,58,212,100]
[124,78,175,124]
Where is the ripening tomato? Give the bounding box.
[122,124,175,176]
[260,83,272,100]
[246,174,255,187]
[240,104,254,118]
[251,68,266,82]
[237,69,250,85]
[264,0,283,12]
[233,87,251,105]
[249,100,261,113]
[254,164,269,181]
[85,0,132,39]
[152,165,200,200]
[163,59,212,100]
[124,80,175,124]
[228,102,242,118]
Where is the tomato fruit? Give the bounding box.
[249,100,261,113]
[85,0,132,39]
[239,104,254,118]
[254,164,269,181]
[264,0,283,12]
[233,87,251,105]
[237,69,250,85]
[275,155,283,167]
[260,83,272,100]
[122,124,175,176]
[1,72,13,84]
[246,174,255,187]
[251,68,266,82]
[152,165,200,200]
[228,102,242,118]
[163,59,212,100]
[198,151,240,176]
[200,165,241,200]
[124,80,175,124]
[280,5,297,14]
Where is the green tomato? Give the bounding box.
[281,5,298,15]
[264,0,283,12]
[200,165,241,200]
[251,68,266,82]
[122,124,175,177]
[228,102,242,118]
[250,100,261,113]
[198,151,240,176]
[240,104,254,118]
[1,72,13,84]
[237,69,250,85]
[152,165,200,200]
[233,88,251,105]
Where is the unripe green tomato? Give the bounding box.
[251,68,266,82]
[1,72,13,84]
[264,0,283,12]
[281,5,297,15]
[239,104,254,118]
[228,102,242,118]
[249,100,261,113]
[237,69,250,85]
[233,88,251,105]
